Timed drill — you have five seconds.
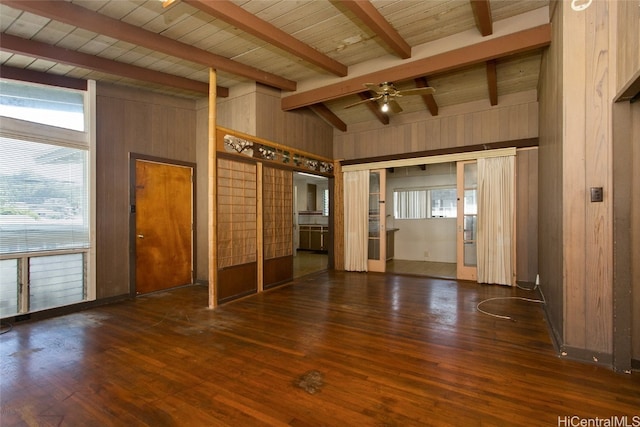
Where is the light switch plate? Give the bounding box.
[590,187,603,202]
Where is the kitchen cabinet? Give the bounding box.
[299,225,328,251]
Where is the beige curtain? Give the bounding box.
[477,156,515,286]
[344,170,369,271]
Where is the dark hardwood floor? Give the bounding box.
[1,271,638,426]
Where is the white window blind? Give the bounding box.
[0,136,89,254]
[394,189,427,219]
[394,187,457,219]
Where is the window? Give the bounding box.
[429,188,457,218]
[0,79,85,131]
[0,137,89,254]
[393,187,457,219]
[322,188,329,216]
[0,79,95,318]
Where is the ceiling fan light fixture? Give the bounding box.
[381,102,389,113]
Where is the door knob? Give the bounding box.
[137,234,144,239]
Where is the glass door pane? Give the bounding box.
[457,161,477,280]
[367,170,386,272]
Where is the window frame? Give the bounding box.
[0,79,96,317]
[393,186,457,220]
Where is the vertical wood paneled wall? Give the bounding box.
[539,0,631,364]
[616,0,640,92]
[537,0,565,346]
[333,91,538,161]
[255,85,333,160]
[632,102,640,361]
[95,83,197,299]
[516,148,538,284]
[215,83,333,160]
[562,0,613,356]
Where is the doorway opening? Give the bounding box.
[385,162,459,279]
[293,172,329,278]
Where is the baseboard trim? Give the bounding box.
[540,302,616,369]
[1,293,132,326]
[558,346,613,368]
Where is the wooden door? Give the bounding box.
[368,169,386,272]
[456,161,478,281]
[135,160,193,294]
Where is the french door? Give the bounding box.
[456,161,478,280]
[368,169,386,272]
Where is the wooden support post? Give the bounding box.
[208,68,218,309]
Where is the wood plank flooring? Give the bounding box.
[386,260,456,278]
[293,251,328,278]
[1,271,639,426]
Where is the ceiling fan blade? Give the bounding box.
[388,100,403,113]
[396,87,435,96]
[343,95,381,109]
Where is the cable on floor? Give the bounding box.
[476,282,545,321]
[0,322,13,335]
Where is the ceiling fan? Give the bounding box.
[344,82,435,113]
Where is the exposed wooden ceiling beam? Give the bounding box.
[470,0,493,36]
[184,0,347,77]
[359,92,389,125]
[415,77,438,116]
[338,0,411,59]
[309,104,347,132]
[1,0,296,91]
[282,24,551,110]
[486,59,498,106]
[1,64,87,91]
[0,33,227,97]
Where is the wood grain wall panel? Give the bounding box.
[95,95,128,299]
[217,262,257,303]
[561,0,613,354]
[562,1,589,350]
[516,148,538,284]
[95,83,198,299]
[263,256,293,290]
[617,0,640,91]
[333,94,538,161]
[255,86,333,159]
[612,98,635,370]
[215,84,333,159]
[216,87,257,136]
[632,102,640,361]
[537,0,564,344]
[583,0,612,353]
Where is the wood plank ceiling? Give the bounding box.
[0,0,551,131]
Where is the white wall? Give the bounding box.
[293,173,328,225]
[386,163,457,263]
